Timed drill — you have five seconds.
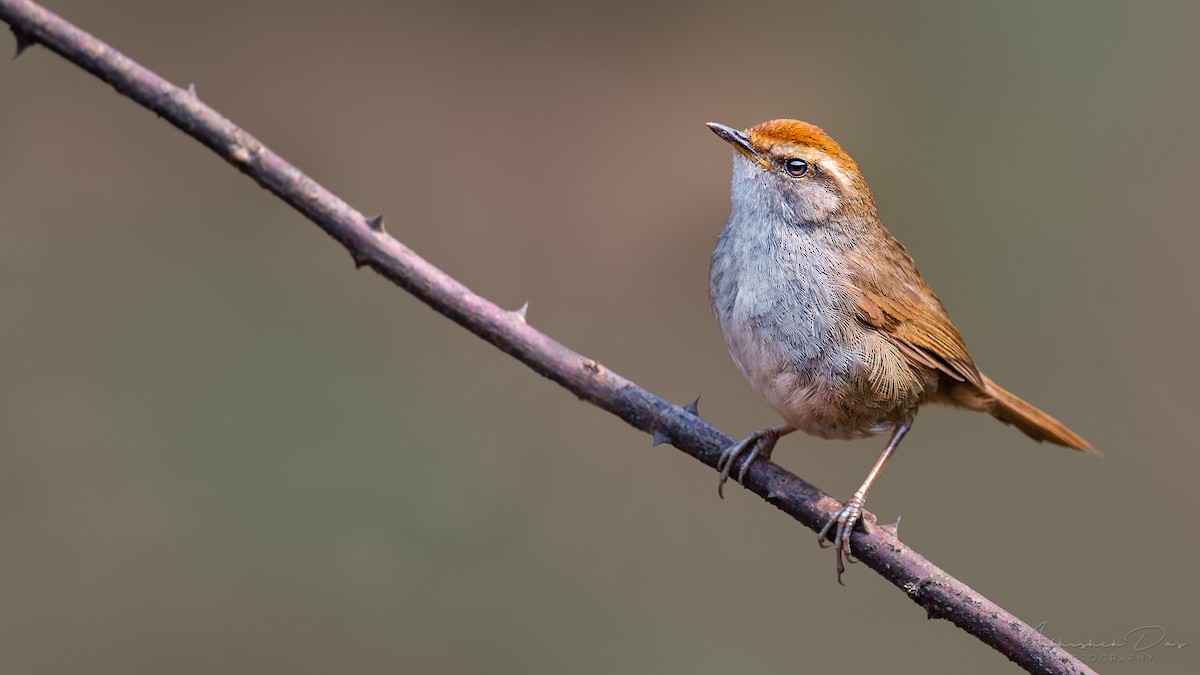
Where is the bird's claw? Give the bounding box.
[716,435,758,498]
[818,492,868,585]
[716,427,784,498]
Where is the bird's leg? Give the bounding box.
[717,424,795,498]
[818,418,912,584]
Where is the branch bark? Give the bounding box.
[0,2,1095,673]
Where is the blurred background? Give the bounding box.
[2,1,1196,672]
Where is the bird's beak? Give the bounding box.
[707,122,771,170]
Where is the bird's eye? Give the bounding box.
[784,158,810,177]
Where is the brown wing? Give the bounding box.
[852,275,985,389]
[846,236,1095,452]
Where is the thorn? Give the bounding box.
[351,251,369,269]
[513,301,528,322]
[651,426,670,447]
[859,511,876,535]
[11,26,36,59]
[187,83,199,100]
[683,396,700,416]
[365,214,386,233]
[880,515,901,537]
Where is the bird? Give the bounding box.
[705,119,1098,582]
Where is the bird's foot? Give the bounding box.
[818,492,870,585]
[716,425,791,498]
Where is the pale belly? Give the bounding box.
[721,322,902,440]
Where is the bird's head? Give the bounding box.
[707,119,876,225]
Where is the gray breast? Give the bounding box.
[709,209,846,385]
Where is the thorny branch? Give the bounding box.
[0,2,1095,673]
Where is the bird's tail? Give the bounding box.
[977,374,1100,455]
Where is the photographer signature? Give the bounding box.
[1036,623,1188,651]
